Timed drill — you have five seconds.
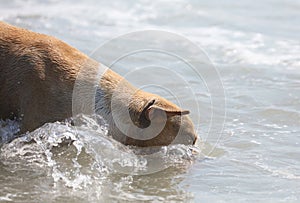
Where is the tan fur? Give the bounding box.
[0,21,197,147]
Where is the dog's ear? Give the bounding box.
[146,105,189,121]
[138,99,189,124]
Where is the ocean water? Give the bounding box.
[0,0,300,202]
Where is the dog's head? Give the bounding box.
[109,89,198,147]
[96,69,198,147]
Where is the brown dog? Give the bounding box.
[0,22,197,147]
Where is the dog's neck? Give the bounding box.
[93,68,137,142]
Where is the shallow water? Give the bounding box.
[1,0,300,202]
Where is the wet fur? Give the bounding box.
[0,22,197,147]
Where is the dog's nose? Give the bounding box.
[192,135,197,145]
[172,131,197,145]
[181,131,197,145]
[190,132,197,145]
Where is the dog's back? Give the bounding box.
[0,22,197,146]
[0,22,87,131]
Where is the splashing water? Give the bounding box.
[0,115,206,202]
